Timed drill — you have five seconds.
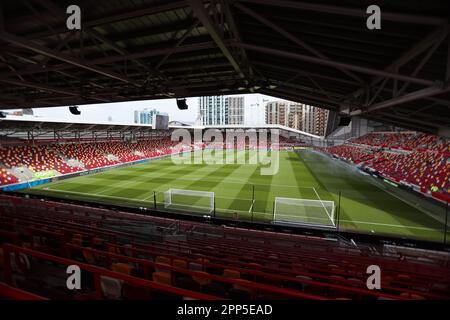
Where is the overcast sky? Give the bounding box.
[2,94,288,125]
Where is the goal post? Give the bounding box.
[273,197,336,228]
[164,188,215,214]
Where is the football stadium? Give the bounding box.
[0,0,449,304]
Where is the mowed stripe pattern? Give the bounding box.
[26,150,445,242]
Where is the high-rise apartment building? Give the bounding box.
[313,107,329,136]
[287,103,303,130]
[288,109,303,130]
[134,108,168,125]
[265,101,329,136]
[301,104,315,134]
[265,101,303,128]
[227,96,244,125]
[265,101,288,126]
[198,96,245,125]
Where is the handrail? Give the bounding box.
[3,211,446,281]
[154,240,442,290]
[2,213,447,297]
[1,216,446,298]
[5,215,436,298]
[1,202,448,298]
[65,243,326,300]
[101,241,435,300]
[0,282,48,300]
[4,197,448,269]
[2,244,219,300]
[183,235,449,279]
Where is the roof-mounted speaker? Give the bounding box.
[176,98,188,110]
[69,106,81,115]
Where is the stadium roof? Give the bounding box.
[170,124,323,139]
[0,115,154,131]
[0,1,449,134]
[0,116,322,139]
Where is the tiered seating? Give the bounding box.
[371,151,450,192]
[0,167,18,185]
[396,133,438,151]
[321,145,374,164]
[351,132,448,153]
[322,132,450,195]
[350,132,414,148]
[1,195,449,300]
[0,145,82,174]
[0,138,180,186]
[200,132,285,150]
[133,137,176,158]
[279,136,305,145]
[92,142,144,163]
[53,143,119,170]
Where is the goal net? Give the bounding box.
[164,188,215,214]
[273,197,336,228]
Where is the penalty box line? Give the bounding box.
[274,212,439,231]
[312,187,335,227]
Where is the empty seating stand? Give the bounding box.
[0,145,83,175]
[0,138,178,186]
[1,132,447,195]
[320,132,450,196]
[0,167,18,186]
[0,194,449,300]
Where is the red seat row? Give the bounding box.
[0,167,18,185]
[0,138,179,185]
[350,132,448,152]
[320,132,449,195]
[1,194,449,300]
[0,145,83,174]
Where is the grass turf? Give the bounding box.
[24,150,446,243]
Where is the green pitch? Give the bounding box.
[25,150,447,243]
